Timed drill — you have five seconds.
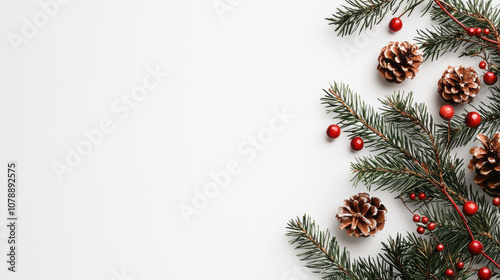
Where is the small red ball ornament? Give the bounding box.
[413,215,421,222]
[326,124,341,139]
[445,269,454,277]
[389,17,403,32]
[467,27,476,36]
[439,105,455,120]
[493,197,500,206]
[417,226,425,234]
[418,192,427,200]
[456,262,464,270]
[428,222,436,231]
[465,112,481,127]
[478,267,492,280]
[468,240,484,255]
[479,61,487,69]
[484,28,491,35]
[436,244,444,251]
[476,28,483,35]
[484,71,498,85]
[463,201,479,216]
[421,216,429,224]
[351,137,364,151]
[409,193,417,200]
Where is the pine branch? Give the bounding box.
[322,83,431,171]
[414,25,469,61]
[286,216,477,279]
[326,0,430,37]
[286,215,360,279]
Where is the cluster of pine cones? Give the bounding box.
[377,41,480,104]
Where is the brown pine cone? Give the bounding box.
[377,41,423,84]
[438,65,480,104]
[469,133,500,196]
[336,193,387,237]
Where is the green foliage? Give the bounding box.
[326,0,431,36]
[287,215,477,279]
[288,83,500,279]
[327,0,500,66]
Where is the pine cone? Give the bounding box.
[377,41,423,84]
[336,193,387,237]
[469,133,500,196]
[438,65,480,104]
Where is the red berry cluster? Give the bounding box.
[439,105,482,128]
[408,192,488,277]
[409,192,427,201]
[467,27,490,36]
[326,125,364,151]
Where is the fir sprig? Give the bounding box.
[287,215,476,279]
[328,0,500,68]
[326,0,433,36]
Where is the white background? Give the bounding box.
[0,0,490,279]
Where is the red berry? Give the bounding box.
[463,201,479,216]
[468,240,484,255]
[409,193,417,200]
[351,137,364,151]
[422,216,429,224]
[484,71,498,85]
[436,243,445,251]
[417,226,425,234]
[418,192,427,200]
[476,28,483,35]
[465,112,481,128]
[467,27,476,36]
[445,269,454,277]
[478,267,492,280]
[479,61,487,69]
[484,28,491,35]
[413,215,421,222]
[326,124,341,139]
[456,262,464,270]
[389,17,403,32]
[440,105,455,120]
[493,197,500,206]
[428,222,436,231]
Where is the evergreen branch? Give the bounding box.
[326,0,395,36]
[351,154,442,200]
[326,0,427,36]
[322,83,430,171]
[286,215,357,278]
[414,25,468,61]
